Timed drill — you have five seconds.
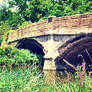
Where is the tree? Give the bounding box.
[8,0,49,22]
[0,0,92,30]
[0,23,11,44]
[6,12,25,29]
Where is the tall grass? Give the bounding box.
[0,66,43,92]
[0,65,92,92]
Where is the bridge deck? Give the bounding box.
[8,13,92,42]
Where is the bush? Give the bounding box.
[0,45,42,66]
[0,35,3,44]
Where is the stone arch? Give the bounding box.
[55,33,92,73]
[15,38,45,66]
[15,38,44,55]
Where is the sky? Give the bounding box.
[0,0,9,9]
[0,0,18,11]
[0,0,3,5]
[0,0,8,6]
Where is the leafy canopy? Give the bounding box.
[0,0,92,38]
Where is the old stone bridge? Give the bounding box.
[8,13,92,72]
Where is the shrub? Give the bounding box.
[0,35,3,44]
[0,45,42,66]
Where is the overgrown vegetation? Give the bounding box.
[0,45,43,66]
[0,0,92,92]
[0,64,91,92]
[0,0,92,30]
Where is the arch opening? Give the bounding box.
[15,38,44,66]
[55,33,92,74]
[16,38,44,55]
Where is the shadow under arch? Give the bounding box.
[55,33,92,74]
[15,38,45,66]
[15,38,44,55]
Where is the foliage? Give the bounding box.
[0,9,25,30]
[8,0,92,22]
[0,65,91,92]
[0,35,3,44]
[0,45,42,66]
[6,12,24,29]
[8,0,49,22]
[0,22,11,44]
[0,0,92,31]
[0,22,11,35]
[18,20,32,28]
[0,1,92,91]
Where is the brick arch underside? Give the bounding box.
[55,33,92,72]
[15,38,44,55]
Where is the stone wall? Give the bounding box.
[8,13,92,42]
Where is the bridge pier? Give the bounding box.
[43,35,58,70]
[43,35,58,84]
[43,58,56,84]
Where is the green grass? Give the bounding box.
[0,66,92,92]
[0,66,41,92]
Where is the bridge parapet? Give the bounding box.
[8,13,92,42]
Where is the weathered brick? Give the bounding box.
[8,13,92,42]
